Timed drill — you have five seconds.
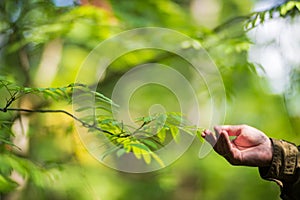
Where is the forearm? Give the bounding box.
[259,139,300,200]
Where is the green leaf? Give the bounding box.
[0,161,13,177]
[132,146,142,159]
[37,88,45,92]
[141,139,158,149]
[259,12,265,24]
[42,90,57,100]
[178,126,195,136]
[156,114,167,126]
[196,129,204,142]
[116,148,126,157]
[143,116,155,123]
[93,91,118,107]
[150,152,165,168]
[100,145,121,160]
[167,112,183,122]
[75,106,93,112]
[130,143,151,152]
[0,137,20,149]
[157,128,166,143]
[0,175,18,193]
[124,143,132,153]
[280,4,288,16]
[1,156,26,178]
[170,126,179,143]
[296,2,300,11]
[142,152,151,164]
[269,8,274,19]
[285,1,296,12]
[96,106,112,112]
[5,0,22,23]
[251,13,259,27]
[23,87,32,93]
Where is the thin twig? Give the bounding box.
[3,91,18,112]
[133,121,148,134]
[0,107,115,136]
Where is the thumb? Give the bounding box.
[213,130,232,156]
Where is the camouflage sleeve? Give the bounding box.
[258,138,300,200]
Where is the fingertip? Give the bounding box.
[201,129,217,146]
[213,125,222,134]
[203,129,212,135]
[213,125,219,131]
[201,129,208,138]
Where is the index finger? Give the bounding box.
[214,125,244,136]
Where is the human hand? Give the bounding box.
[201,125,273,167]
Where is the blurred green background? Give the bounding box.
[0,0,300,199]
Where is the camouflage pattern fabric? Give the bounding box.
[259,139,300,200]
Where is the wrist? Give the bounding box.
[264,138,273,167]
[259,138,299,184]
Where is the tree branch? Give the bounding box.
[0,107,115,136]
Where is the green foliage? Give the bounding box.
[109,0,191,28]
[0,0,299,199]
[0,78,201,168]
[0,78,79,105]
[245,1,300,30]
[0,0,63,52]
[0,121,16,148]
[98,112,202,166]
[0,153,56,193]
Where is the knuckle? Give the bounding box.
[240,124,247,129]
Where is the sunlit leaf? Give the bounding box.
[132,146,142,159]
[296,2,300,11]
[285,1,296,12]
[130,143,151,152]
[141,139,158,149]
[150,152,165,168]
[157,128,166,143]
[142,151,151,164]
[170,126,179,143]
